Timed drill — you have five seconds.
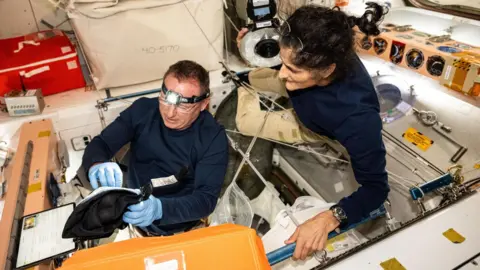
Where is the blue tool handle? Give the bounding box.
[409,173,453,200]
[268,243,297,266]
[266,231,341,266]
[266,206,386,266]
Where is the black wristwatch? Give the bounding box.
[330,205,348,227]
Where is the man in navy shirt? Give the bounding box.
[236,4,390,259]
[82,60,228,236]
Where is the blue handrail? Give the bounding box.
[266,206,386,266]
[102,88,161,103]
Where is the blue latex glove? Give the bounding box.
[88,162,123,189]
[122,195,163,227]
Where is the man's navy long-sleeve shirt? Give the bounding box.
[287,56,389,224]
[82,97,228,234]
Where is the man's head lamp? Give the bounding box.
[160,83,210,106]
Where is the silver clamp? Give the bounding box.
[412,107,438,126]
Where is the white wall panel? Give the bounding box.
[30,0,72,32]
[0,0,71,39]
[0,0,37,38]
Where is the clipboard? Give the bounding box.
[14,203,77,269]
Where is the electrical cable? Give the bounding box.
[387,182,412,198]
[464,177,480,189]
[229,102,274,185]
[387,170,420,186]
[226,129,421,185]
[224,12,230,65]
[382,130,445,175]
[385,149,427,182]
[224,12,241,33]
[384,141,438,180]
[388,176,411,190]
[225,129,349,163]
[241,80,289,111]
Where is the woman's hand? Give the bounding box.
[236,28,249,48]
[285,210,340,260]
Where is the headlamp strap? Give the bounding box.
[161,83,210,105]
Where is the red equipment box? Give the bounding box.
[0,30,86,97]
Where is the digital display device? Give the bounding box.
[15,203,76,269]
[254,7,270,16]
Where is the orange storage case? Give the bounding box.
[59,224,271,270]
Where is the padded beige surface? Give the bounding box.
[69,0,224,89]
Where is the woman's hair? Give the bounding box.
[278,3,387,80]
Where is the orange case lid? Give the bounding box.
[60,224,271,270]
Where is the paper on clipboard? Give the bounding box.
[15,204,76,269]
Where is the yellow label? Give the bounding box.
[38,130,51,138]
[443,228,465,244]
[380,258,407,270]
[402,127,434,151]
[325,233,346,252]
[27,182,42,194]
[474,163,480,170]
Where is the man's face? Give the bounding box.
[158,75,209,130]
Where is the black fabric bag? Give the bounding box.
[62,185,151,240]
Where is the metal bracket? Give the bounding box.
[384,201,401,231]
[95,100,109,129]
[409,85,416,97]
[220,62,241,84]
[57,139,70,174]
[447,164,464,184]
[221,70,236,84]
[95,100,109,112]
[417,198,427,214]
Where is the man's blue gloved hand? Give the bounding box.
[88,162,123,189]
[122,195,163,227]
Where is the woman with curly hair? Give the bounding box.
[235,3,390,260]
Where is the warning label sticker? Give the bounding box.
[402,127,434,151]
[380,257,407,270]
[443,228,466,244]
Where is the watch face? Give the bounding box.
[333,207,347,220]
